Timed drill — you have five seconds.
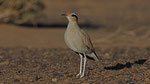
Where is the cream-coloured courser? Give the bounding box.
[62,12,99,78]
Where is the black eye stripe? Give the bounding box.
[71,15,78,20]
[72,15,76,17]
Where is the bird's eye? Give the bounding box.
[71,14,78,21]
[72,15,77,17]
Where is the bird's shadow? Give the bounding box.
[104,59,146,70]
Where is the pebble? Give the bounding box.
[52,78,57,82]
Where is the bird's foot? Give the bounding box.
[76,73,84,78]
[76,73,81,77]
[80,73,84,78]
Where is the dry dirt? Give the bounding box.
[0,24,150,84]
[0,47,150,84]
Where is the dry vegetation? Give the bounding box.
[0,0,44,25]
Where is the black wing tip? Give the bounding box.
[75,51,100,61]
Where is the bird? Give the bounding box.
[62,12,99,78]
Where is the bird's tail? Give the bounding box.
[87,51,99,61]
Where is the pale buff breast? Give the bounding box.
[64,26,89,53]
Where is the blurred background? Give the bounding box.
[0,0,150,48]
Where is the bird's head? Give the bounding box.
[61,12,78,22]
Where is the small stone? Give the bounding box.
[104,53,111,59]
[52,78,57,82]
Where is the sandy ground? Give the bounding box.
[0,24,150,84]
[0,24,66,48]
[0,24,150,48]
[0,47,150,84]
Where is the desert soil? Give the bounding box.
[0,24,150,84]
[0,47,150,84]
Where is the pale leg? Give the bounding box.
[76,54,83,77]
[80,53,87,78]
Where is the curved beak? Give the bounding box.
[61,14,67,16]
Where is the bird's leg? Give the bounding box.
[80,53,87,78]
[76,54,83,77]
